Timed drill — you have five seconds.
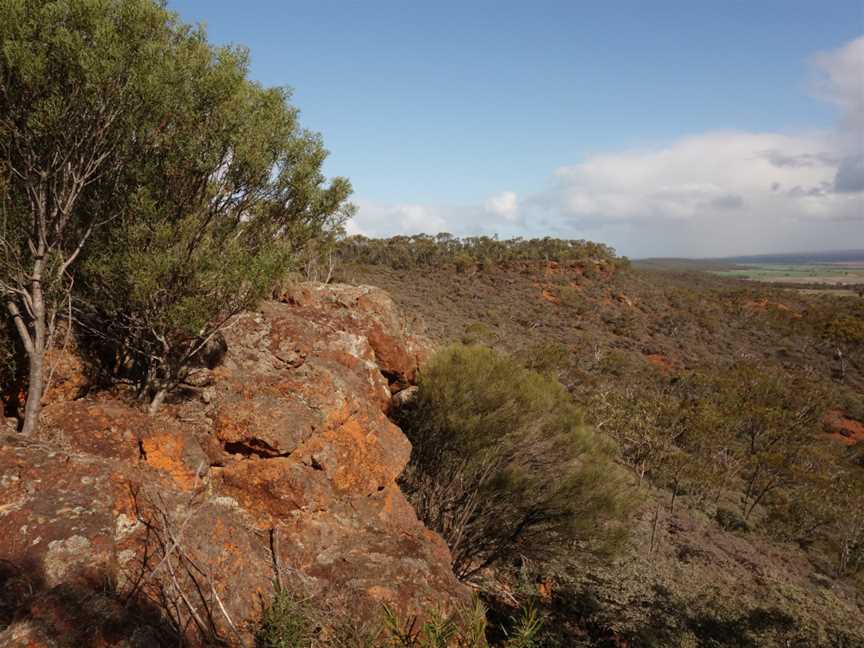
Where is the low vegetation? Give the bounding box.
[2,2,862,645]
[255,588,539,648]
[332,234,624,271]
[337,240,864,646]
[395,345,634,580]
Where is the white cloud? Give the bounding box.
[346,201,448,237]
[484,191,520,223]
[527,131,861,257]
[812,35,864,133]
[347,36,864,258]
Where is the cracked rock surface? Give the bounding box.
[0,283,462,647]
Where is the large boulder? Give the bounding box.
[0,283,463,647]
[275,282,434,389]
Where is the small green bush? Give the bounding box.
[716,508,750,533]
[255,589,542,647]
[517,341,572,377]
[462,322,495,346]
[396,345,635,580]
[257,589,317,648]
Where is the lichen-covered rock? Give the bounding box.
[275,282,434,389]
[0,283,463,646]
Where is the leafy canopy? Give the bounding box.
[57,0,354,404]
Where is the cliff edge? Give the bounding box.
[0,283,466,647]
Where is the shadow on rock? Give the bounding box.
[0,556,182,647]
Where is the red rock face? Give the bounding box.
[0,283,465,646]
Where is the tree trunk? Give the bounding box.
[148,386,168,416]
[649,501,661,553]
[20,340,44,435]
[20,259,47,436]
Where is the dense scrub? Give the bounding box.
[331,234,624,271]
[337,252,864,646]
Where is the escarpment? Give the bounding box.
[0,283,465,646]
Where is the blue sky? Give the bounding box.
[170,1,864,257]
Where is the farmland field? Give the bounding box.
[711,262,864,288]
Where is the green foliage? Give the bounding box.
[0,0,352,417]
[516,341,573,379]
[557,285,585,311]
[59,0,352,406]
[256,590,500,647]
[257,589,318,648]
[687,364,828,521]
[715,508,749,533]
[592,362,843,542]
[590,380,687,486]
[826,314,864,346]
[461,322,496,346]
[1,0,206,430]
[396,345,635,580]
[499,602,543,648]
[335,234,621,271]
[381,600,490,648]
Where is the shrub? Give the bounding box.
[558,285,586,312]
[255,589,515,647]
[716,508,750,533]
[257,589,317,648]
[395,345,635,580]
[517,341,572,378]
[1,0,195,433]
[73,12,351,413]
[0,317,18,410]
[462,322,495,346]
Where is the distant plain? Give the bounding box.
[710,263,864,295]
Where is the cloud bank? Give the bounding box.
[348,37,864,258]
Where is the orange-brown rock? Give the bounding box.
[540,288,561,305]
[823,410,864,446]
[274,283,433,389]
[41,344,88,406]
[643,353,679,375]
[0,283,465,646]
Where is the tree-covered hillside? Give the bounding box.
[335,235,864,647]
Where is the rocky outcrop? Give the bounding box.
[0,283,463,647]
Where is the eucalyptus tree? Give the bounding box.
[76,32,353,414]
[0,0,183,433]
[1,0,354,428]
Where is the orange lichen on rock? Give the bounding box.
[0,282,465,646]
[139,432,201,490]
